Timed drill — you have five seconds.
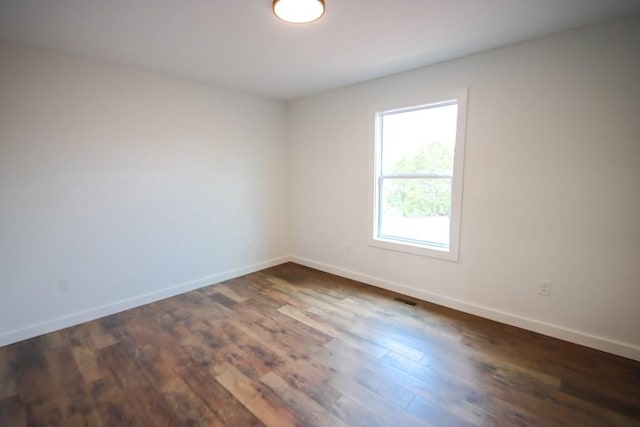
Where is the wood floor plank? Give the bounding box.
[85,320,118,350]
[305,303,427,361]
[45,346,103,427]
[325,369,431,427]
[70,345,103,385]
[381,349,540,424]
[89,376,145,427]
[14,340,64,427]
[174,322,233,377]
[98,342,182,427]
[0,346,17,401]
[174,362,265,427]
[330,394,391,427]
[277,304,389,358]
[264,276,350,313]
[276,358,341,411]
[224,317,343,410]
[202,283,251,303]
[216,365,300,427]
[260,371,348,427]
[40,329,72,351]
[406,395,476,427]
[0,396,26,427]
[323,339,497,425]
[216,321,286,376]
[309,340,418,410]
[246,300,332,348]
[206,291,240,310]
[560,378,640,419]
[158,374,224,427]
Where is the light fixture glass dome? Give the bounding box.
[273,0,325,24]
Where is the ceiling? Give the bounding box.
[1,1,639,100]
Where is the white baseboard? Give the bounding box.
[0,256,290,348]
[4,254,638,362]
[290,256,640,362]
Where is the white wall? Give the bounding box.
[0,42,289,345]
[287,16,640,360]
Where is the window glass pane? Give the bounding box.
[379,178,452,247]
[381,104,457,175]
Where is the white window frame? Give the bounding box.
[369,89,468,262]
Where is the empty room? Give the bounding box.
[1,1,639,426]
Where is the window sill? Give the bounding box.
[369,236,459,262]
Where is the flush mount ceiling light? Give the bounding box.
[273,0,325,24]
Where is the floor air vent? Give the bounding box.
[394,297,417,306]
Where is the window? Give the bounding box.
[371,93,467,261]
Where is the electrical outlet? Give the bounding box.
[58,278,73,293]
[538,279,552,296]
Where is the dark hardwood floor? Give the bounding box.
[1,262,639,426]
